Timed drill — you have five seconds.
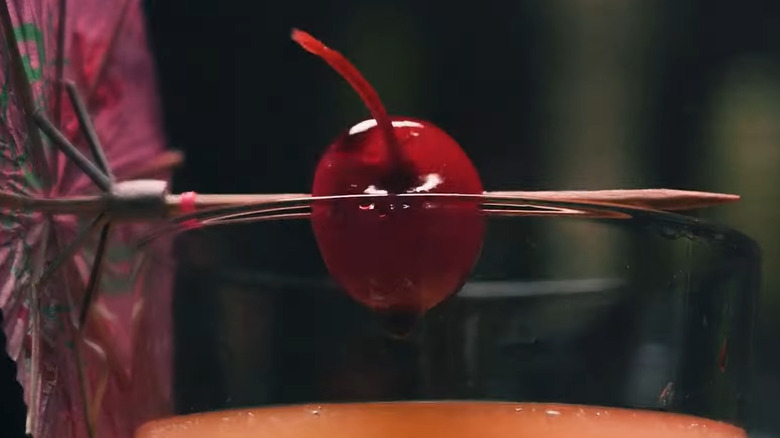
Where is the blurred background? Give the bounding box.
[1,0,774,437]
[141,0,780,436]
[0,0,780,438]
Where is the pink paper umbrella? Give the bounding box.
[0,4,741,438]
[0,1,181,437]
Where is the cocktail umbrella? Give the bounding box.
[0,0,180,436]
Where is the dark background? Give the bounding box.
[3,0,780,436]
[151,1,780,436]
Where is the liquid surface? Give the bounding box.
[135,402,746,438]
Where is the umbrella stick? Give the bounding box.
[163,189,739,215]
[485,189,740,210]
[0,189,740,217]
[0,191,107,214]
[165,193,309,212]
[0,189,740,218]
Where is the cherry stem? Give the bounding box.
[291,29,403,166]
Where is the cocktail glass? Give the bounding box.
[133,194,758,438]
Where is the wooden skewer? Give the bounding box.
[486,189,740,211]
[165,189,739,213]
[165,193,308,210]
[0,189,739,218]
[0,191,108,214]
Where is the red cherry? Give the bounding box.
[292,29,485,331]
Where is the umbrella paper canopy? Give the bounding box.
[0,0,177,437]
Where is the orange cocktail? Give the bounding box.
[135,402,746,438]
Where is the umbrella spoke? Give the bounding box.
[83,338,109,437]
[87,0,134,104]
[37,213,108,287]
[32,111,111,193]
[64,81,113,181]
[53,0,68,128]
[26,220,51,437]
[71,335,95,438]
[78,222,111,330]
[78,222,112,330]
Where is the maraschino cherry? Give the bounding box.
[292,29,485,335]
